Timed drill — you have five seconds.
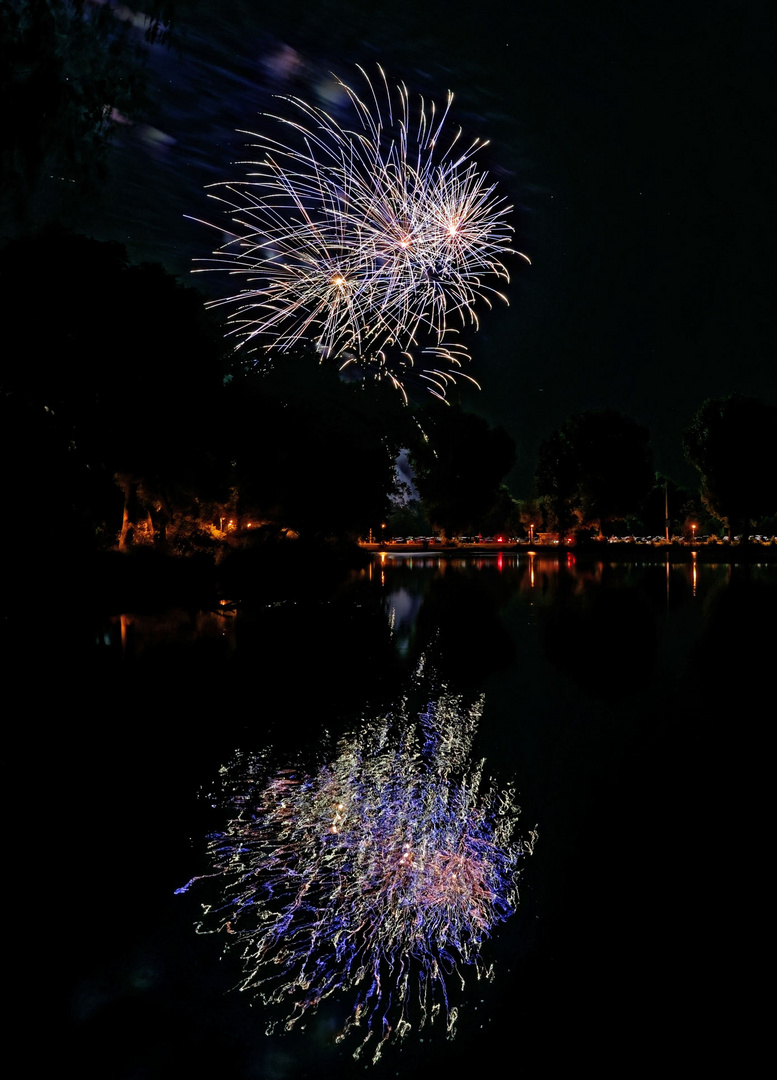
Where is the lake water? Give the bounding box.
[63,552,774,1078]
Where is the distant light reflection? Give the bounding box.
[692,550,697,596]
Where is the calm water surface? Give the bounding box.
[65,554,774,1078]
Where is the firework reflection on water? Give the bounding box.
[178,671,536,1062]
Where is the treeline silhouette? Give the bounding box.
[3,231,775,574]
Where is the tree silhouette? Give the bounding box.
[1,0,173,231]
[223,352,410,540]
[1,229,225,548]
[536,409,654,537]
[410,407,516,538]
[683,395,777,538]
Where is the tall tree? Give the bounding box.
[223,353,410,540]
[1,0,173,231]
[1,229,226,548]
[683,395,777,538]
[409,406,516,538]
[536,409,654,537]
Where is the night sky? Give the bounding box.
[65,0,775,493]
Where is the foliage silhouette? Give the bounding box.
[683,394,777,538]
[410,406,516,537]
[536,409,654,537]
[1,0,174,231]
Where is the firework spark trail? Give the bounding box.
[191,65,529,399]
[178,679,536,1063]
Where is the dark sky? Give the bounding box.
[76,0,776,490]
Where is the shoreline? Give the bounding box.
[362,542,777,563]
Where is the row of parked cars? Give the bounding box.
[608,535,776,544]
[371,534,776,546]
[381,536,516,545]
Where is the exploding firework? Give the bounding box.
[191,65,529,399]
[178,674,535,1062]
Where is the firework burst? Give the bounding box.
[178,674,535,1062]
[191,65,529,399]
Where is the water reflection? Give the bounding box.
[179,665,535,1063]
[68,553,776,1079]
[383,585,423,657]
[368,553,743,621]
[96,608,234,657]
[91,556,770,709]
[360,553,769,699]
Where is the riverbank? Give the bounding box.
[362,540,777,562]
[9,536,774,628]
